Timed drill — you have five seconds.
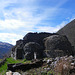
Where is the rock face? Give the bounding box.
[11,32,74,60]
[57,19,75,54]
[44,35,73,57]
[11,32,57,60]
[23,32,57,49]
[24,42,42,60]
[11,42,24,59]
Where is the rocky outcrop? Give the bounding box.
[24,42,43,60]
[44,35,74,58]
[11,32,58,60]
[23,32,57,49]
[7,55,75,75]
[57,19,75,54]
[11,32,74,60]
[11,42,24,59]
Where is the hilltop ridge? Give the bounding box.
[57,19,75,53]
[0,41,13,58]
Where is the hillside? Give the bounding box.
[0,41,13,58]
[1,56,75,75]
[57,19,75,53]
[0,57,26,75]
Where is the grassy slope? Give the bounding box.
[0,59,2,61]
[0,57,30,75]
[0,58,55,75]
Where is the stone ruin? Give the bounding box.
[11,32,74,60]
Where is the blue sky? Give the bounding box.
[0,0,75,45]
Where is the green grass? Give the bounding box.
[0,59,2,61]
[0,57,31,75]
[47,70,55,75]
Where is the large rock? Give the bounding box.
[44,35,73,57]
[11,32,74,59]
[57,19,75,54]
[23,32,57,50]
[11,32,57,59]
[6,71,12,75]
[13,72,21,75]
[23,42,43,60]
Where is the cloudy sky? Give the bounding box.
[0,0,75,45]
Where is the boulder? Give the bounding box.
[13,72,21,75]
[11,32,57,59]
[23,32,57,50]
[44,35,73,58]
[23,42,43,60]
[6,71,12,75]
[11,32,74,60]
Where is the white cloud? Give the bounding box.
[0,0,67,28]
[36,26,58,33]
[0,7,60,30]
[0,0,17,10]
[69,17,75,21]
[0,0,69,44]
[0,20,68,45]
[0,33,23,45]
[0,19,35,30]
[36,21,68,33]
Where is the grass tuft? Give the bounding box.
[0,57,30,75]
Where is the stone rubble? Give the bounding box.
[6,55,75,75]
[6,71,21,75]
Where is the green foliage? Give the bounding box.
[47,70,55,75]
[0,57,28,75]
[0,58,55,75]
[0,59,2,61]
[23,58,26,62]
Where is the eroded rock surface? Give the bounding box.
[11,32,57,59]
[44,35,74,57]
[11,32,74,60]
[23,42,43,60]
